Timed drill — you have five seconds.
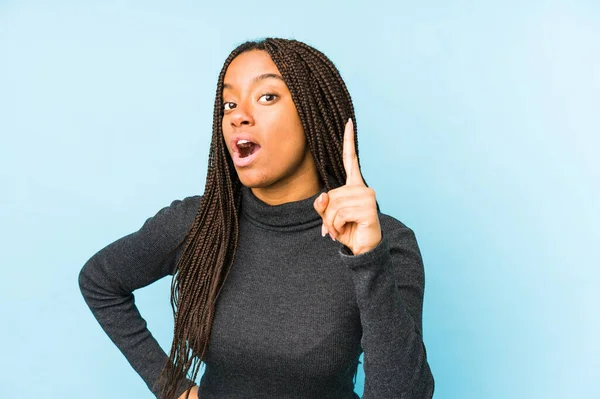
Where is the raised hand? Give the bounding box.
[313,119,382,255]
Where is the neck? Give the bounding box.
[250,165,322,206]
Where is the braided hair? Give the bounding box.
[158,38,362,398]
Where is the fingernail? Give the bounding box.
[321,223,326,237]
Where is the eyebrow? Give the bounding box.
[223,73,284,90]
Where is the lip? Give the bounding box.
[229,134,262,168]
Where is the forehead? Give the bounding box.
[223,50,282,86]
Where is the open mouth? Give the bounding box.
[237,140,260,158]
[232,138,262,167]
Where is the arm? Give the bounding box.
[78,195,201,398]
[341,216,434,398]
[313,119,434,397]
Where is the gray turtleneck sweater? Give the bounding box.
[78,186,434,398]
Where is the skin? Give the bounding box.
[180,50,383,399]
[313,119,382,255]
[177,385,199,399]
[221,49,381,255]
[222,49,321,205]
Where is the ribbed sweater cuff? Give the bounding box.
[338,235,389,269]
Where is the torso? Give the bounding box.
[199,202,362,398]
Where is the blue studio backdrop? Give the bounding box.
[1,1,598,398]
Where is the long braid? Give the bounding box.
[157,38,362,398]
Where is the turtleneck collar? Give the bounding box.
[240,185,326,232]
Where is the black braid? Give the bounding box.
[157,38,364,398]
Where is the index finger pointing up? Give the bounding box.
[343,118,363,186]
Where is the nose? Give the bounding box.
[229,101,255,128]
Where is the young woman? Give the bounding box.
[79,38,434,399]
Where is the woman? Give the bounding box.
[79,38,434,399]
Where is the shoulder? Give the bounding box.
[377,212,425,273]
[80,194,204,289]
[378,212,419,247]
[159,195,203,224]
[138,195,203,240]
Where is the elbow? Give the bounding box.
[78,259,94,299]
[77,255,131,308]
[78,256,105,301]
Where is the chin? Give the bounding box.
[236,169,272,188]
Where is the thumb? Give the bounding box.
[313,192,329,218]
[313,192,330,237]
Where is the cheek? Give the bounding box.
[271,105,305,151]
[274,134,307,169]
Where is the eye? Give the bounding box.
[223,102,236,111]
[258,93,278,103]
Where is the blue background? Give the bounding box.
[1,1,598,398]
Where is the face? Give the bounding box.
[221,50,320,203]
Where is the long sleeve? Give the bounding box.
[78,195,202,398]
[341,214,434,398]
